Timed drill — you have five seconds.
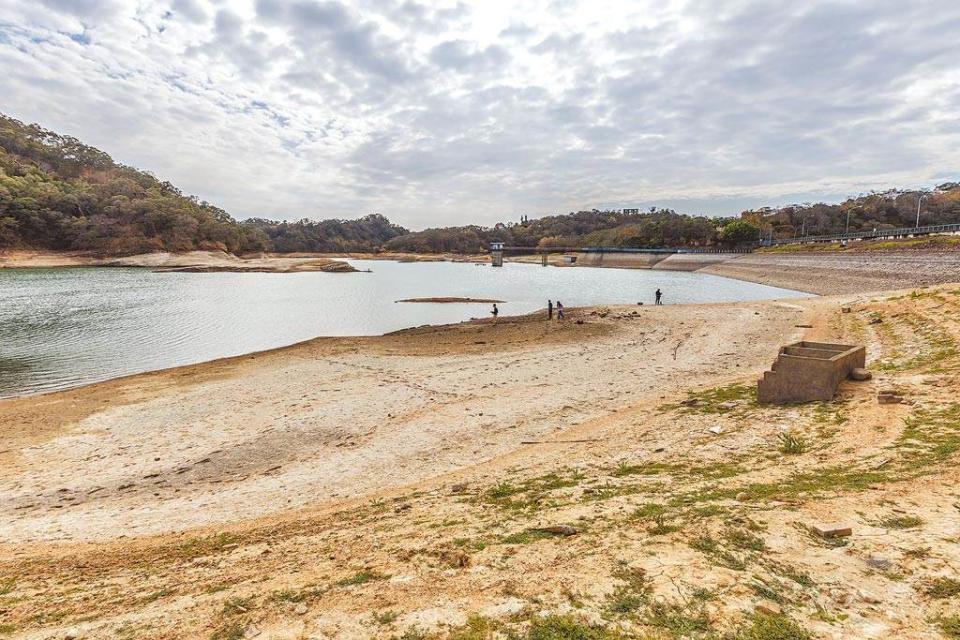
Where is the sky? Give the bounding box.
[0,0,958,229]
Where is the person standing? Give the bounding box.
[655,288,663,305]
[556,300,565,319]
[547,300,553,319]
[491,303,499,320]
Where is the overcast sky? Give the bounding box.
[1,0,958,229]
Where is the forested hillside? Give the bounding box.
[0,115,405,255]
[3,113,958,256]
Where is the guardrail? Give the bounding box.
[497,246,752,254]
[771,223,960,246]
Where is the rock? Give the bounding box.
[295,603,308,615]
[717,401,738,410]
[533,525,578,536]
[64,630,80,640]
[811,522,853,539]
[859,590,882,604]
[450,483,468,494]
[842,307,852,313]
[736,492,749,502]
[394,503,412,513]
[878,391,903,404]
[244,624,262,638]
[708,425,724,435]
[850,368,872,381]
[755,601,782,616]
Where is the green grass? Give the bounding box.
[0,624,15,636]
[725,528,766,551]
[667,383,756,414]
[221,596,253,616]
[446,614,499,639]
[210,622,245,640]
[923,577,960,599]
[501,529,558,545]
[476,471,583,512]
[526,615,625,639]
[938,615,960,639]
[604,566,651,618]
[777,433,807,455]
[689,535,747,571]
[730,613,811,640]
[0,577,14,596]
[644,600,711,636]
[336,570,389,587]
[878,515,924,529]
[897,404,960,470]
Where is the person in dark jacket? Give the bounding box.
[547,300,553,319]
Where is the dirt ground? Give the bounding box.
[2,286,960,639]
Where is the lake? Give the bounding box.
[0,260,809,398]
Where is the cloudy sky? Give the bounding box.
[0,0,958,229]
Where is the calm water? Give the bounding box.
[0,260,809,398]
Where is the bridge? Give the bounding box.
[770,222,960,246]
[488,243,751,267]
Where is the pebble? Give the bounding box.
[295,603,308,615]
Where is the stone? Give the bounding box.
[450,483,468,494]
[394,503,412,513]
[736,492,749,502]
[859,590,882,604]
[850,368,872,381]
[842,307,852,313]
[244,624,262,638]
[533,525,578,536]
[64,630,80,640]
[878,392,902,405]
[755,601,782,616]
[811,522,853,539]
[295,603,308,615]
[717,401,738,410]
[708,426,724,435]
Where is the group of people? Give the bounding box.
[490,289,663,321]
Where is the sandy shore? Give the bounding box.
[3,286,960,639]
[0,250,356,273]
[702,250,960,294]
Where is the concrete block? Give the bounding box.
[757,342,866,404]
[811,523,853,538]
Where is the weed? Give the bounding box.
[923,577,960,599]
[644,600,711,636]
[526,615,624,639]
[222,596,253,616]
[177,532,238,559]
[501,529,556,545]
[0,624,15,636]
[777,433,807,455]
[878,515,924,529]
[938,615,960,639]
[605,566,651,618]
[730,613,811,640]
[337,570,389,587]
[448,615,499,639]
[210,622,245,640]
[0,578,14,596]
[726,529,766,552]
[904,546,931,559]
[668,383,756,414]
[372,610,400,626]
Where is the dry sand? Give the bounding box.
[2,260,960,638]
[0,250,355,273]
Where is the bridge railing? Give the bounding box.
[495,245,753,254]
[771,223,960,246]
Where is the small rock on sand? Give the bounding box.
[850,368,872,381]
[534,525,578,536]
[755,601,782,616]
[811,523,853,539]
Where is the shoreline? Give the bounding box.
[3,284,960,639]
[4,247,960,294]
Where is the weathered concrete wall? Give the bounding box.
[757,341,866,404]
[574,252,669,269]
[653,253,741,271]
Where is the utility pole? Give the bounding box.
[845,208,851,234]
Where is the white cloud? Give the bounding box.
[0,0,958,228]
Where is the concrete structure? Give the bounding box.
[490,242,504,267]
[757,341,866,404]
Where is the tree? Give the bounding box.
[718,220,760,246]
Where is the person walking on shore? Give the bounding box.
[547,300,553,319]
[556,300,565,319]
[491,303,499,321]
[655,288,663,305]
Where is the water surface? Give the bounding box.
[0,260,809,398]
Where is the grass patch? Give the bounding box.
[177,532,238,559]
[222,596,253,616]
[644,600,712,636]
[0,578,14,596]
[725,529,766,551]
[938,615,960,639]
[777,433,807,455]
[878,515,924,529]
[447,615,499,639]
[897,404,960,470]
[337,570,389,587]
[501,529,558,545]
[210,622,245,640]
[689,535,747,571]
[730,612,811,640]
[476,471,582,512]
[923,577,960,599]
[526,614,625,639]
[668,383,756,414]
[604,566,651,617]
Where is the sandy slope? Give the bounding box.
[0,250,355,272]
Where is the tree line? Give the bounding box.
[2,113,958,256]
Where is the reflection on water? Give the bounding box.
[0,260,809,398]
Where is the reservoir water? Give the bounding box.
[0,259,809,398]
